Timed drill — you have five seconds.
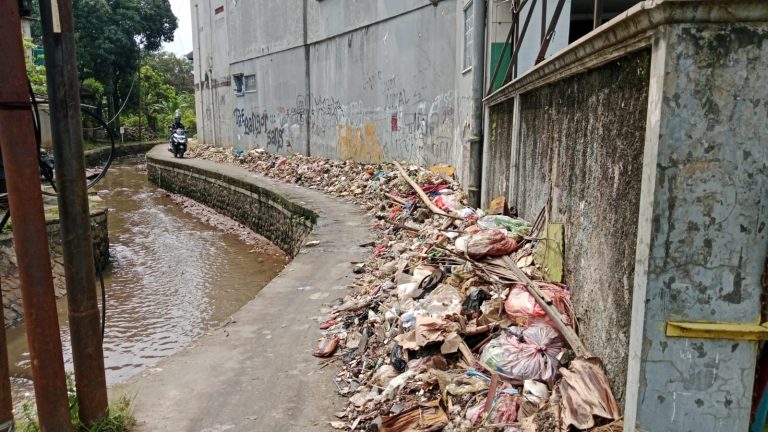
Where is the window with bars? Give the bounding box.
[244,74,256,92]
[233,74,244,95]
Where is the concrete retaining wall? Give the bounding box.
[84,140,165,167]
[1,210,108,327]
[146,154,316,257]
[484,2,768,429]
[487,50,651,404]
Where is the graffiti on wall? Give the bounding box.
[233,107,285,151]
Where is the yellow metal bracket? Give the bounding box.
[666,321,768,341]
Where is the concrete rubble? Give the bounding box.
[188,144,623,431]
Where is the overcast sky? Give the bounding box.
[162,0,193,57]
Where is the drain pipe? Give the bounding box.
[468,0,486,208]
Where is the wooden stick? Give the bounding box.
[392,161,461,219]
[385,193,409,205]
[382,218,420,232]
[498,255,589,357]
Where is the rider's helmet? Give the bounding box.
[174,110,181,125]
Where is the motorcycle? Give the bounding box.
[168,127,187,158]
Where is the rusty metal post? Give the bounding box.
[0,284,13,432]
[37,0,109,424]
[593,0,604,28]
[0,2,71,430]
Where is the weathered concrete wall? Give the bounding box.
[147,154,315,257]
[306,0,421,43]
[1,210,109,327]
[192,0,232,148]
[626,22,768,432]
[229,47,308,154]
[227,0,304,62]
[309,2,457,167]
[489,49,651,403]
[192,0,471,183]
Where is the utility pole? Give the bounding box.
[0,2,71,430]
[37,0,109,425]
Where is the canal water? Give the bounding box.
[7,161,286,406]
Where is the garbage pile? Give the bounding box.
[188,145,622,431]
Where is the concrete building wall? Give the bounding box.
[626,21,768,432]
[228,0,304,61]
[308,2,457,166]
[306,0,422,42]
[192,0,470,180]
[230,48,308,153]
[485,2,768,429]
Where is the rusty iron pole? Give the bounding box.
[0,2,71,430]
[593,0,604,29]
[0,284,13,432]
[37,0,109,424]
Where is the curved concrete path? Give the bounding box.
[120,147,373,431]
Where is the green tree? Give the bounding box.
[139,65,176,132]
[72,0,177,124]
[143,51,194,93]
[23,38,47,94]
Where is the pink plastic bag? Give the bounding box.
[466,230,518,259]
[504,282,573,330]
[465,390,519,425]
[480,325,563,383]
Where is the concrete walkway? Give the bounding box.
[120,148,374,431]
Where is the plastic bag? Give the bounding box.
[420,284,463,317]
[477,215,530,241]
[480,325,563,383]
[434,195,461,212]
[467,230,518,259]
[504,282,573,330]
[462,289,491,319]
[465,386,520,425]
[391,344,408,372]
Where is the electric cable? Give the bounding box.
[1,82,115,336]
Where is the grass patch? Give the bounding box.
[16,375,135,432]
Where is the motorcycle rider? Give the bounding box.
[168,110,185,151]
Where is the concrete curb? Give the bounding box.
[121,145,374,431]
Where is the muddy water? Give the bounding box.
[7,162,286,404]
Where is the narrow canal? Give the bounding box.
[7,160,287,406]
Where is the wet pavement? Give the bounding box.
[7,161,286,407]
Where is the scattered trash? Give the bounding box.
[188,144,621,431]
[504,282,574,330]
[560,357,621,430]
[380,400,448,432]
[304,240,321,247]
[313,336,339,358]
[466,230,519,259]
[480,325,563,383]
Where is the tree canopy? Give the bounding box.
[72,0,177,119]
[26,0,195,139]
